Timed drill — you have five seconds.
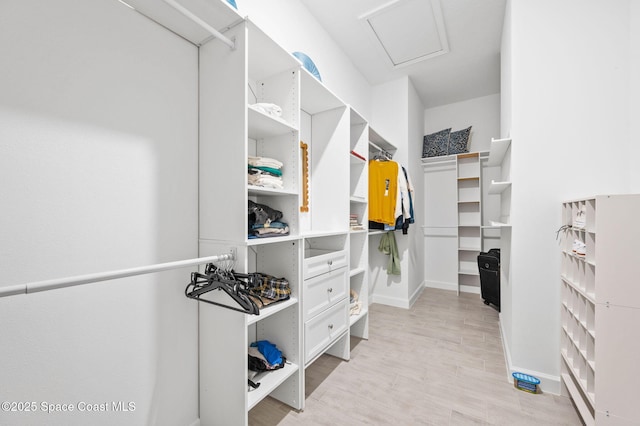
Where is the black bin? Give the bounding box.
[477,249,500,311]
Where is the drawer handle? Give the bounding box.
[327,288,333,293]
[328,324,334,330]
[327,260,333,266]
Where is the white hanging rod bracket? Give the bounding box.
[0,252,235,298]
[162,0,236,50]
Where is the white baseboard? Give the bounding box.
[371,293,410,309]
[188,419,200,426]
[424,280,457,292]
[459,285,481,295]
[499,315,561,394]
[408,282,425,308]
[499,314,513,383]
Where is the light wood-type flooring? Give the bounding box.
[249,287,582,425]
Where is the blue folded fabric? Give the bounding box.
[250,340,283,366]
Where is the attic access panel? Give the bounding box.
[360,0,449,68]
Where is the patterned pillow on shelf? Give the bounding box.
[447,126,472,155]
[422,128,451,158]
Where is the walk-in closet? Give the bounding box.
[2,1,639,425]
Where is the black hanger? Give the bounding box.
[373,149,392,161]
[185,265,260,315]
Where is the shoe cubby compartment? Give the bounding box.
[457,179,480,202]
[457,152,480,179]
[458,204,480,227]
[458,226,481,251]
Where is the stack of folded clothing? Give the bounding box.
[249,221,289,238]
[248,156,284,189]
[350,289,362,316]
[250,102,283,118]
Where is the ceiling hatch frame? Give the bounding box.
[359,0,450,69]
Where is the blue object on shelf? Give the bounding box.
[292,51,321,82]
[226,0,237,9]
[512,372,540,393]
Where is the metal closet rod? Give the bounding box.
[0,252,235,299]
[162,0,236,49]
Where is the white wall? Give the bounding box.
[504,0,632,392]
[424,93,500,153]
[0,1,199,425]
[369,78,410,307]
[368,77,425,308]
[240,0,372,120]
[407,79,426,303]
[630,1,640,192]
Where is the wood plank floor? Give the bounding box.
[249,287,582,425]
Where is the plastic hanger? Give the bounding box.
[185,265,260,315]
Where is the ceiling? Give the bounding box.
[300,0,506,109]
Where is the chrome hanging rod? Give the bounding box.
[0,252,235,298]
[162,0,236,49]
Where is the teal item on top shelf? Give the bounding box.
[226,0,237,9]
[512,372,540,394]
[292,51,321,81]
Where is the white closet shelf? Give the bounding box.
[349,309,368,327]
[482,221,511,229]
[349,196,367,203]
[421,154,457,165]
[247,362,299,410]
[488,180,512,194]
[458,247,481,252]
[458,269,479,276]
[248,105,297,139]
[247,297,298,325]
[246,234,300,246]
[248,185,298,196]
[457,176,480,181]
[122,0,243,46]
[301,230,349,239]
[458,200,480,204]
[487,137,512,166]
[349,267,366,277]
[300,70,344,115]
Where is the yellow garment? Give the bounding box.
[369,160,398,226]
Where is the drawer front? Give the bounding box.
[303,266,348,320]
[304,301,348,363]
[303,250,348,279]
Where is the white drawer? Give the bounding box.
[304,300,348,363]
[303,249,348,279]
[303,266,348,321]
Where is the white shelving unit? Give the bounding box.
[456,152,482,293]
[559,195,640,426]
[349,107,370,340]
[198,19,304,425]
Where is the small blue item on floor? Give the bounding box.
[250,340,283,366]
[512,372,540,393]
[292,51,321,81]
[226,0,237,9]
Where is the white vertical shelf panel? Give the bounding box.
[199,22,247,242]
[349,107,369,340]
[595,304,640,423]
[309,107,349,233]
[594,195,640,306]
[486,137,512,166]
